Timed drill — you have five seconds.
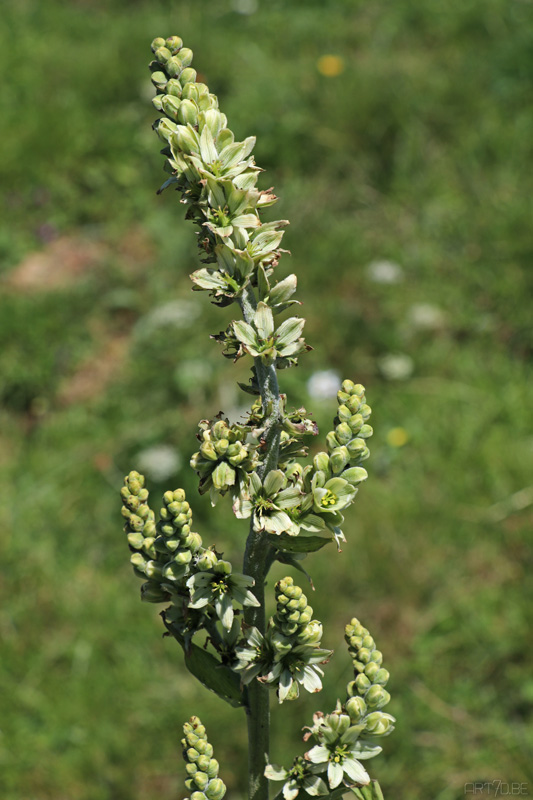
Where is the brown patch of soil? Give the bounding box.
[57,334,130,406]
[5,236,107,291]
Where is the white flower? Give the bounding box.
[377,353,414,381]
[307,370,341,400]
[136,444,181,482]
[366,260,403,285]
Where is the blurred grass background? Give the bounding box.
[1,0,532,798]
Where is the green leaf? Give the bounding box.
[184,641,244,707]
[249,230,284,258]
[268,531,333,553]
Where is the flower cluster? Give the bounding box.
[121,471,259,636]
[343,618,395,737]
[265,619,394,797]
[231,382,373,551]
[149,36,293,315]
[182,716,227,800]
[234,576,331,702]
[190,415,258,504]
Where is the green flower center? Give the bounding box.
[331,744,349,764]
[211,579,228,595]
[321,490,338,507]
[256,496,275,512]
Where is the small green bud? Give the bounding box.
[341,379,356,394]
[313,451,330,473]
[373,667,390,686]
[178,100,198,125]
[156,117,178,143]
[187,747,200,761]
[326,431,340,451]
[180,67,197,85]
[214,560,232,575]
[346,695,367,722]
[197,550,218,571]
[191,793,207,800]
[127,531,145,549]
[359,424,373,439]
[348,413,364,434]
[365,685,391,710]
[178,47,194,67]
[206,779,226,800]
[355,673,371,694]
[335,422,353,445]
[206,759,219,779]
[151,71,168,90]
[365,711,395,736]
[166,56,184,78]
[155,46,172,64]
[151,37,166,52]
[165,35,183,52]
[329,446,350,474]
[193,772,209,791]
[186,763,198,776]
[162,94,181,120]
[166,78,182,97]
[214,438,229,456]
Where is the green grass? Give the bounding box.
[1,1,532,798]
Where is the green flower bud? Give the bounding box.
[346,695,367,722]
[355,673,371,694]
[364,711,395,736]
[359,424,373,439]
[178,47,194,67]
[326,431,340,451]
[191,793,207,800]
[178,99,199,126]
[205,779,226,800]
[365,685,391,710]
[207,759,219,778]
[156,117,178,143]
[329,446,350,474]
[193,772,209,791]
[180,67,197,85]
[341,379,356,395]
[166,78,182,97]
[166,56,184,78]
[166,36,184,53]
[313,451,330,473]
[196,550,218,571]
[348,413,364,434]
[162,94,181,120]
[151,37,166,52]
[155,46,172,64]
[151,71,168,90]
[186,763,198,776]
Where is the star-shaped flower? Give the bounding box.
[306,713,381,789]
[265,757,328,800]
[186,560,259,630]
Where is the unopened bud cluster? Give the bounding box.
[344,618,395,738]
[235,577,331,703]
[182,716,227,800]
[121,470,259,634]
[190,416,258,503]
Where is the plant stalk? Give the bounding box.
[240,283,283,800]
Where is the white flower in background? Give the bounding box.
[307,369,341,400]
[135,300,200,339]
[136,444,182,482]
[232,0,259,13]
[366,260,404,285]
[378,353,414,381]
[407,303,446,331]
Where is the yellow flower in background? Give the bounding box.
[317,54,345,77]
[386,427,409,448]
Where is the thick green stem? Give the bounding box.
[243,527,271,800]
[240,282,283,800]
